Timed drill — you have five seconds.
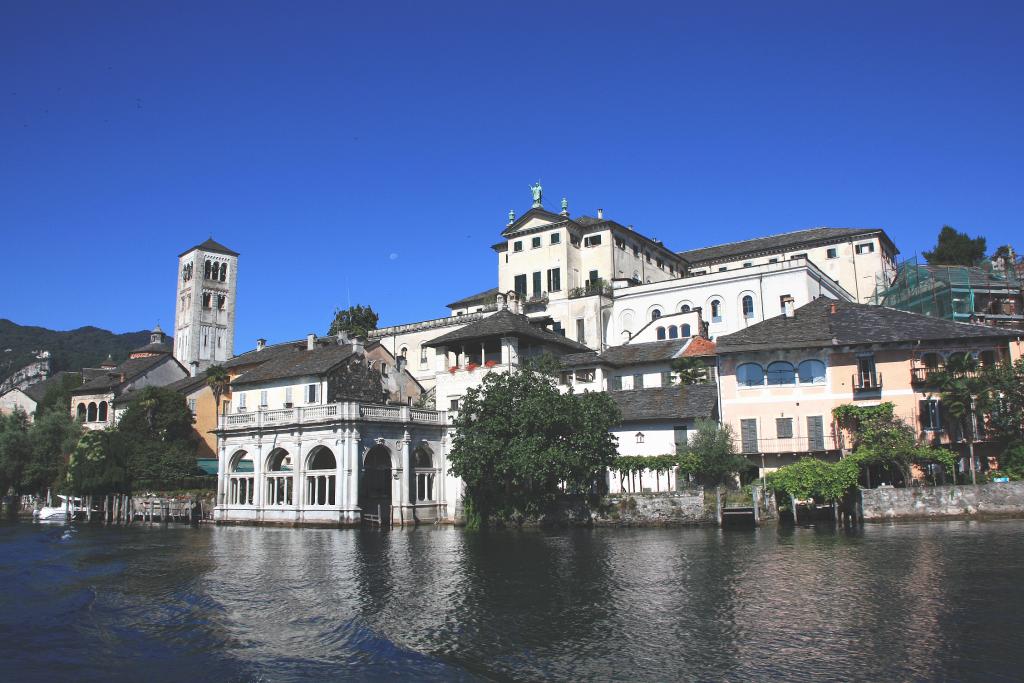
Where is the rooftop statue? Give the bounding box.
[529,182,543,207]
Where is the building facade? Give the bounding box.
[174,238,238,373]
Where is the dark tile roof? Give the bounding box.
[679,227,891,264]
[22,371,80,403]
[716,298,1018,353]
[446,287,500,309]
[231,344,357,387]
[164,372,209,396]
[72,355,177,394]
[501,207,566,236]
[130,339,173,355]
[223,340,306,369]
[602,339,688,366]
[179,237,239,258]
[611,384,718,422]
[423,310,591,352]
[559,351,603,368]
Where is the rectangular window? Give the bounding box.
[420,346,428,366]
[856,242,875,254]
[576,318,585,344]
[645,253,652,263]
[575,368,595,383]
[588,270,599,285]
[661,370,674,387]
[768,258,778,264]
[547,268,561,292]
[550,232,561,245]
[657,259,664,269]
[285,387,293,406]
[790,252,807,260]
[559,371,572,386]
[632,245,640,257]
[531,236,541,249]
[827,247,838,259]
[187,399,197,414]
[513,241,523,252]
[260,390,268,407]
[776,417,793,439]
[532,271,542,296]
[718,266,728,272]
[514,274,527,295]
[743,262,753,268]
[740,419,758,453]
[449,398,460,411]
[307,384,318,404]
[238,392,247,410]
[674,426,688,448]
[584,235,602,247]
[616,238,625,249]
[633,373,644,389]
[202,293,212,308]
[610,375,622,391]
[552,321,564,336]
[808,416,825,450]
[857,356,878,389]
[920,399,943,431]
[218,294,226,310]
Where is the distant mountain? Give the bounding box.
[0,319,153,386]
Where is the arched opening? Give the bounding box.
[710,300,722,322]
[360,445,392,516]
[204,260,212,279]
[798,359,827,385]
[228,450,255,506]
[921,352,942,369]
[656,326,666,340]
[668,325,679,339]
[265,448,293,506]
[87,402,97,422]
[742,295,755,319]
[737,363,765,387]
[220,263,228,282]
[767,361,797,385]
[681,324,691,337]
[306,445,337,506]
[979,349,997,367]
[414,444,435,503]
[651,309,662,321]
[98,401,108,422]
[680,304,691,313]
[76,403,86,421]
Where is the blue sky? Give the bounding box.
[2,1,1021,349]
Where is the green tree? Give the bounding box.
[206,364,231,417]
[448,361,621,527]
[922,226,987,266]
[327,304,379,338]
[35,372,84,419]
[676,420,750,486]
[767,456,859,503]
[21,411,81,496]
[115,386,199,486]
[671,356,708,385]
[0,409,32,496]
[68,430,130,495]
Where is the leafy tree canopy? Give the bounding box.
[448,359,621,527]
[922,226,987,266]
[327,304,379,338]
[0,409,32,495]
[671,356,709,386]
[676,419,751,486]
[115,386,200,486]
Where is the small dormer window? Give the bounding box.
[635,432,645,444]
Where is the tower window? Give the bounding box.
[220,263,228,281]
[204,260,211,279]
[202,293,212,309]
[217,294,226,310]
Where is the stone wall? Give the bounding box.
[593,490,712,526]
[861,482,1024,520]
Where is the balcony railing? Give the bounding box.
[218,402,445,430]
[910,367,983,385]
[740,435,843,454]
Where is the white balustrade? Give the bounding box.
[219,402,444,429]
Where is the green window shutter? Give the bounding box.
[740,419,758,453]
[807,416,825,450]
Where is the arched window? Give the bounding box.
[307,447,336,470]
[742,295,755,319]
[76,403,86,421]
[710,300,722,322]
[399,347,408,359]
[767,361,797,385]
[98,401,108,422]
[268,449,293,471]
[668,325,679,339]
[798,359,826,385]
[414,445,435,502]
[651,309,662,320]
[680,304,691,313]
[87,402,97,421]
[220,263,228,282]
[656,327,666,340]
[737,363,764,387]
[204,260,211,279]
[681,324,691,337]
[921,352,942,369]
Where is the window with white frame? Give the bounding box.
[307,384,318,404]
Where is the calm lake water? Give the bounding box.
[2,519,1023,682]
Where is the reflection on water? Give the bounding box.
[2,520,1024,681]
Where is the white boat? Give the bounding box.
[33,495,84,522]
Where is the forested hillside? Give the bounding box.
[0,319,152,385]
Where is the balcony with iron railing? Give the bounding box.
[219,402,445,431]
[853,371,883,393]
[740,434,844,455]
[910,366,983,385]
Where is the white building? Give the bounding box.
[174,238,238,373]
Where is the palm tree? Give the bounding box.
[206,365,231,418]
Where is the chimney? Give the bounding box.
[496,292,507,311]
[256,338,266,352]
[351,336,365,355]
[307,333,316,351]
[782,296,796,318]
[190,361,199,377]
[597,208,603,220]
[830,302,838,315]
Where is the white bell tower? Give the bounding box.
[174,238,238,372]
